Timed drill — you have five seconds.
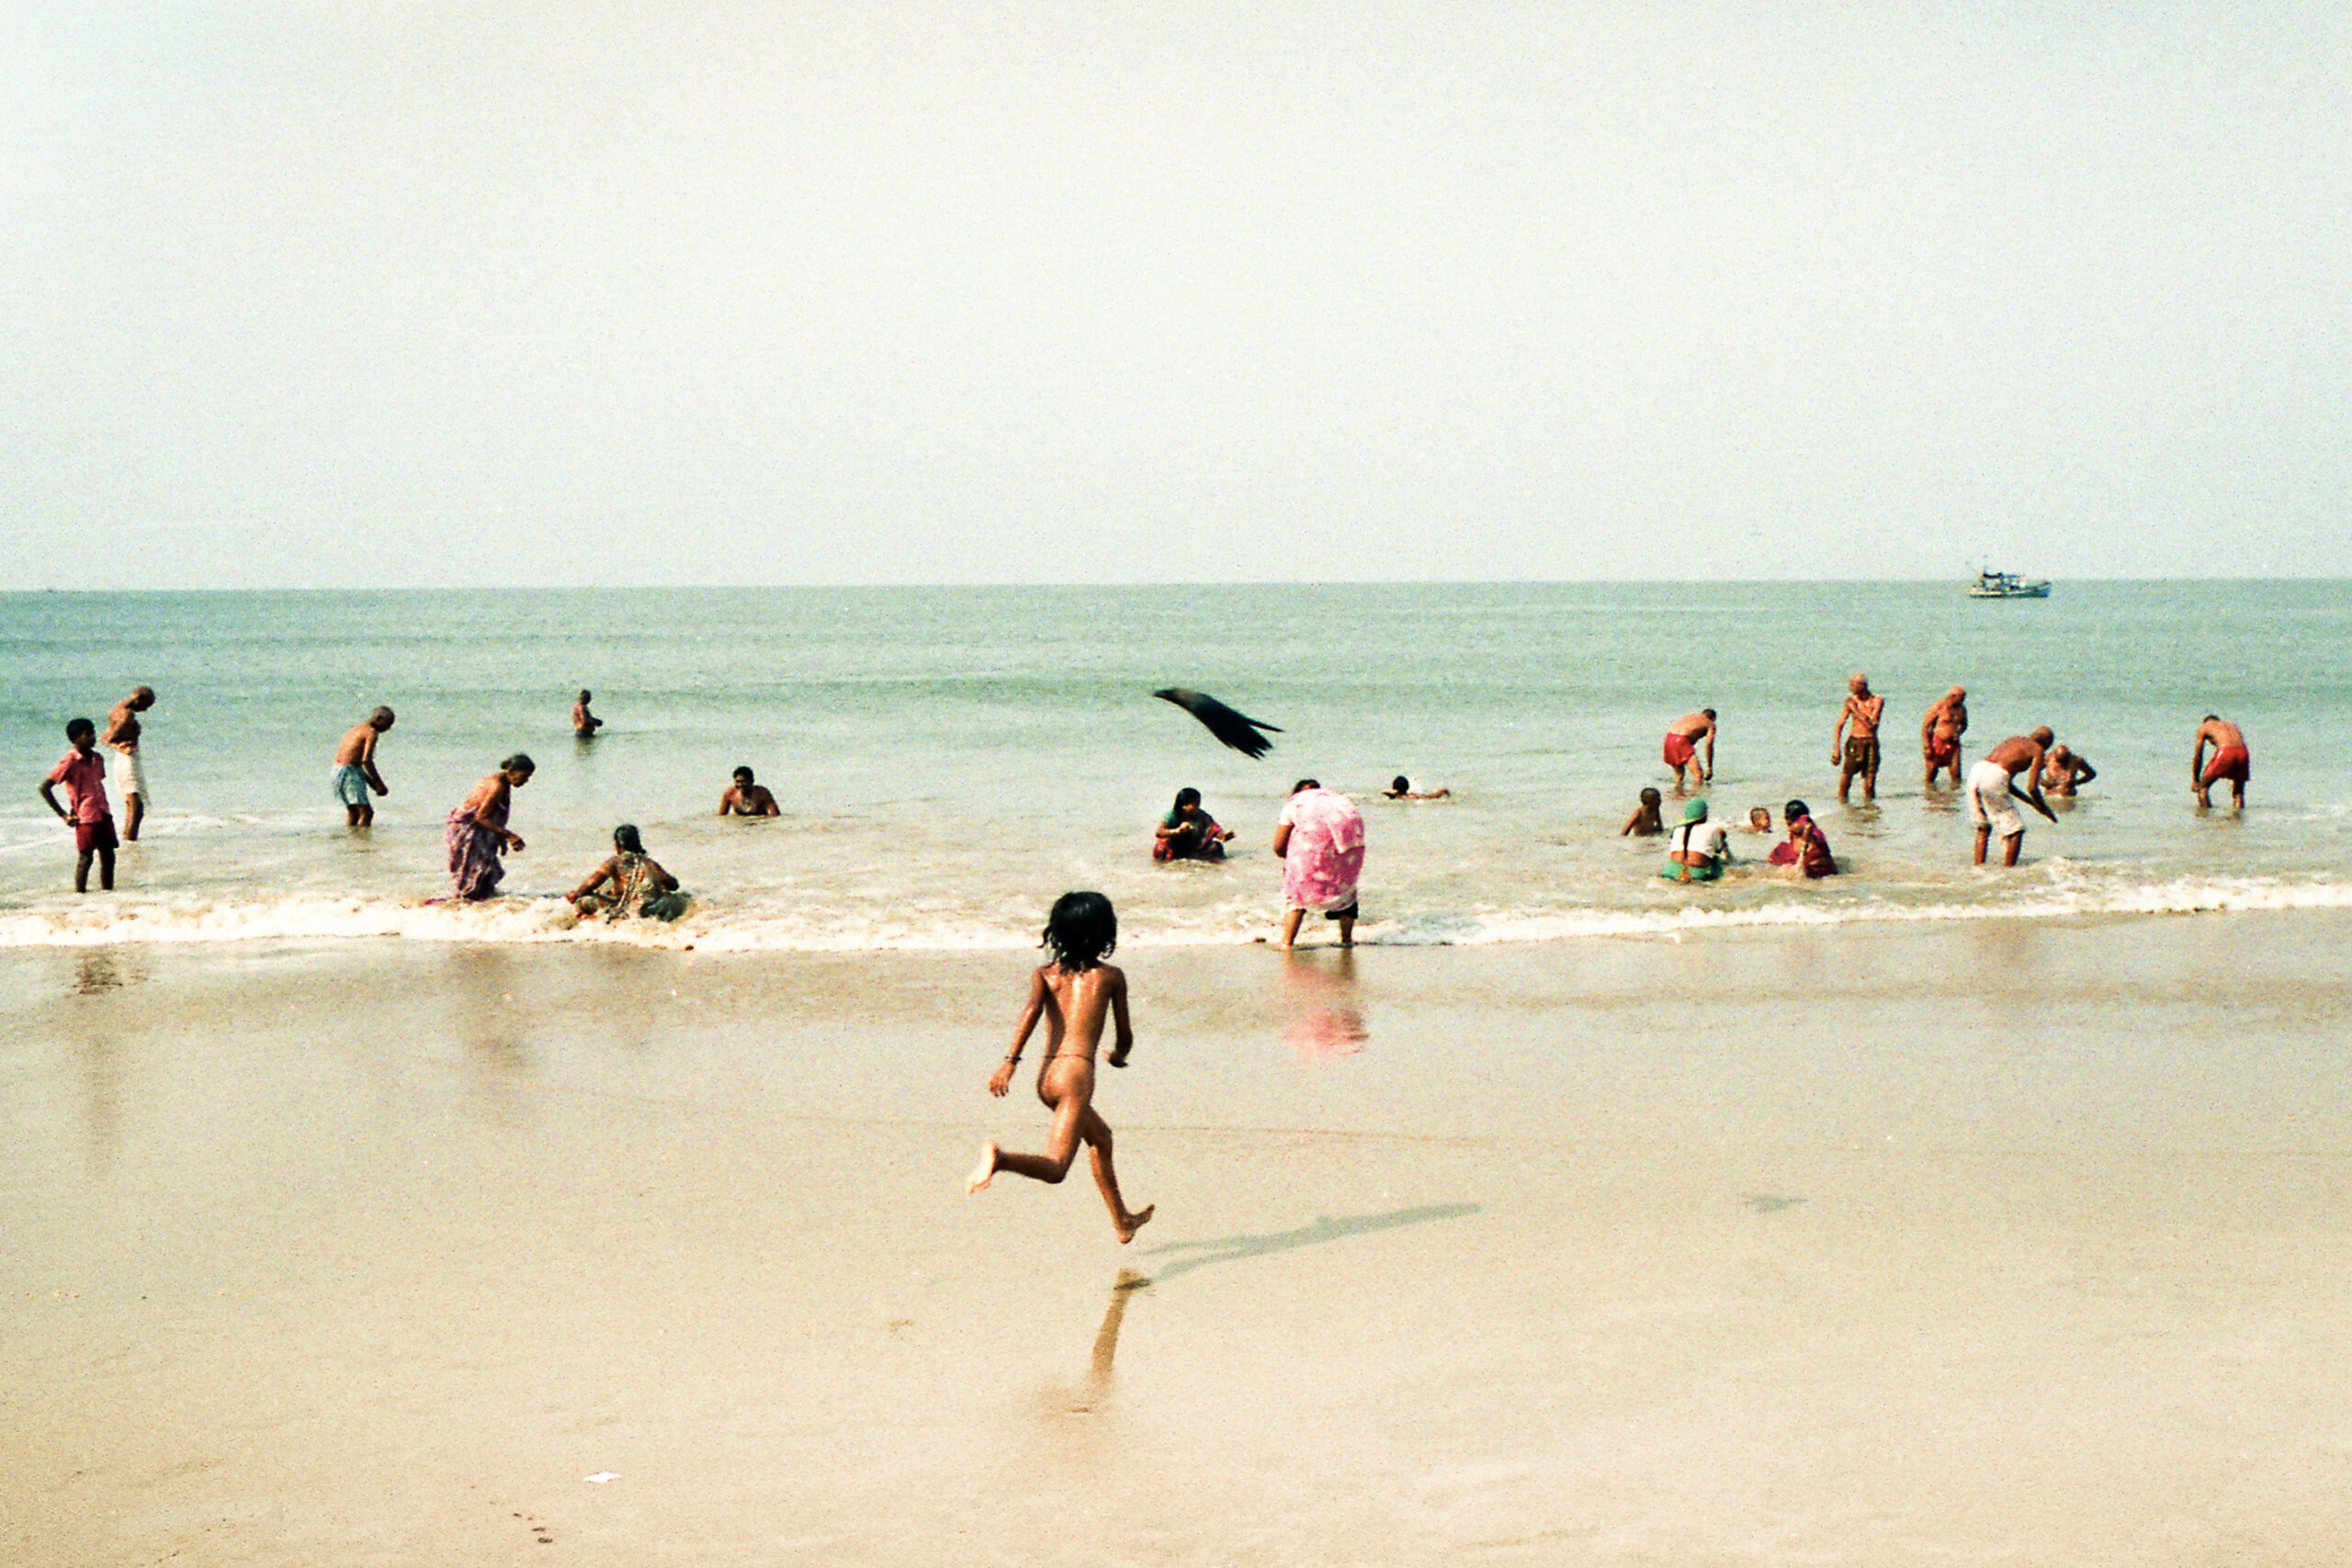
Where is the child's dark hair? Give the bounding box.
[1391,775,1410,794]
[65,716,96,742]
[1042,890,1117,970]
[1639,786,1661,806]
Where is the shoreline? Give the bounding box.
[9,910,2352,1565]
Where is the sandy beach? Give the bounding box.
[7,911,2352,1564]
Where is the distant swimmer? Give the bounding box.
[39,717,116,894]
[333,707,396,828]
[1831,672,1885,804]
[1921,686,1969,789]
[967,892,1155,1245]
[2192,716,2250,808]
[572,689,604,739]
[1620,787,1666,838]
[101,685,153,841]
[568,824,687,921]
[1153,786,1234,862]
[1660,798,1731,883]
[1384,775,1451,800]
[445,753,534,901]
[718,766,780,817]
[2041,744,2098,797]
[1967,728,2057,867]
[1663,709,1716,790]
[1768,798,1838,879]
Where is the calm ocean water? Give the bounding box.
[1,583,2346,949]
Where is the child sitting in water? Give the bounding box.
[1620,787,1665,837]
[967,892,1155,1244]
[1740,806,1774,834]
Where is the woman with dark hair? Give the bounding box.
[445,754,534,900]
[1153,786,1234,862]
[568,824,688,921]
[966,892,1155,1244]
[1273,778,1366,947]
[1769,798,1838,879]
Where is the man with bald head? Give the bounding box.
[1921,686,1968,789]
[1967,726,2058,867]
[101,685,154,841]
[334,706,396,828]
[1831,672,1885,804]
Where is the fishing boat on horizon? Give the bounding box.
[1969,569,2052,599]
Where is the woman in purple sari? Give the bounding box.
[446,753,535,900]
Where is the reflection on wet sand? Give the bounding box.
[1139,1203,1479,1285]
[69,952,139,1169]
[445,946,533,1117]
[1282,949,1368,1061]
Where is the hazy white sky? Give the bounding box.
[4,3,2346,587]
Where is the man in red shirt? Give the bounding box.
[39,717,117,893]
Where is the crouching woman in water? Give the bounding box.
[567,824,690,921]
[966,891,1155,1244]
[446,753,534,900]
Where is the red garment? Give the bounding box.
[75,817,119,853]
[1771,818,1838,878]
[1926,736,1958,766]
[46,748,111,824]
[1663,731,1697,767]
[2200,744,2250,784]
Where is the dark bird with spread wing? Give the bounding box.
[1153,688,1284,760]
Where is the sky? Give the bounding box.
[3,2,2347,587]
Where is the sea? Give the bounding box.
[1,581,2346,952]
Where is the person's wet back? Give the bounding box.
[1620,787,1666,837]
[1660,798,1730,882]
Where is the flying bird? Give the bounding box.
[1153,688,1284,760]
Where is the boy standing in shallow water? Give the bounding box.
[40,718,117,893]
[967,892,1155,1244]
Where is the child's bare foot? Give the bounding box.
[1114,1204,1155,1244]
[966,1142,998,1194]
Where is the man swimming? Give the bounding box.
[101,685,153,841]
[572,690,604,739]
[1663,709,1716,790]
[2191,716,2250,808]
[1967,727,2058,867]
[718,766,781,817]
[2041,744,2098,797]
[1921,686,1968,789]
[1831,672,1885,804]
[333,707,395,827]
[967,892,1154,1244]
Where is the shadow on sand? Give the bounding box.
[1136,1202,1482,1285]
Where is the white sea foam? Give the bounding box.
[2,876,2347,952]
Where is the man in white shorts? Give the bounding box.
[102,685,154,842]
[1968,726,2057,867]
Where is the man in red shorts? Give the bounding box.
[1920,685,1967,789]
[1663,709,1716,790]
[2191,715,2250,808]
[39,717,118,894]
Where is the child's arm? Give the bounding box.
[989,968,1049,1097]
[1105,969,1135,1068]
[38,779,67,820]
[1619,808,1639,836]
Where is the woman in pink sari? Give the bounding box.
[445,754,535,900]
[1272,779,1365,948]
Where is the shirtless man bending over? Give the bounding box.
[333,707,396,827]
[1921,686,1968,789]
[2041,744,2097,797]
[1663,709,1716,790]
[2192,716,2251,808]
[102,686,154,841]
[1831,672,1885,804]
[1967,727,2058,867]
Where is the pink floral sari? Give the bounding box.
[1279,787,1365,912]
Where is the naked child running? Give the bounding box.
[967,891,1155,1244]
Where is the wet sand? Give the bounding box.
[6,914,2352,1565]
